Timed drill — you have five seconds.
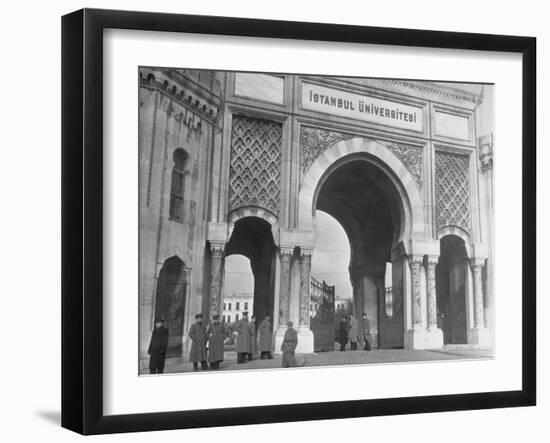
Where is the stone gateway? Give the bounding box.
[138,69,494,370]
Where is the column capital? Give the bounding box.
[426,255,439,266]
[409,254,424,266]
[209,240,226,257]
[469,257,486,269]
[299,248,313,262]
[279,246,295,261]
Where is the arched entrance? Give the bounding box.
[225,216,277,326]
[297,137,428,351]
[154,255,188,357]
[436,235,469,344]
[314,156,406,348]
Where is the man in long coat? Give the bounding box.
[235,311,251,364]
[206,314,224,369]
[281,321,298,368]
[362,312,371,351]
[337,316,348,351]
[188,313,208,371]
[248,315,257,361]
[258,313,274,359]
[348,314,359,350]
[147,317,169,374]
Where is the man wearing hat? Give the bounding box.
[206,314,224,370]
[258,313,274,359]
[147,317,169,374]
[235,311,251,364]
[281,321,298,368]
[188,313,208,371]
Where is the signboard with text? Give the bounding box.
[301,82,424,131]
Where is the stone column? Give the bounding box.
[426,255,439,329]
[208,241,225,319]
[299,250,312,328]
[410,255,423,329]
[424,255,443,348]
[295,248,314,353]
[469,258,486,329]
[277,247,294,327]
[468,257,491,346]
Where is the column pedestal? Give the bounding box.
[274,328,286,355]
[296,327,314,354]
[468,327,492,347]
[405,327,443,350]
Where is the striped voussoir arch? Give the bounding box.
[298,137,425,239]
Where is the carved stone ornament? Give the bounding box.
[300,126,351,175]
[382,141,424,188]
[478,133,494,172]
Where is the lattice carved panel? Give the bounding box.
[435,151,471,233]
[229,116,282,215]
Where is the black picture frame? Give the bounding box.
[61,8,536,435]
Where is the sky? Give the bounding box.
[311,210,353,299]
[223,210,353,299]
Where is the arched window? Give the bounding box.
[169,149,187,222]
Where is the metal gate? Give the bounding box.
[309,277,335,352]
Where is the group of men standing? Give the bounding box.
[337,312,372,351]
[234,311,275,364]
[187,311,275,371]
[147,312,300,374]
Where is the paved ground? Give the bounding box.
[161,346,493,374]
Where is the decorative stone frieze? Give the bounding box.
[139,68,219,130]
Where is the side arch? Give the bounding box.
[228,207,279,245]
[437,226,472,257]
[298,137,425,242]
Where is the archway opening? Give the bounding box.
[315,157,405,349]
[154,255,187,357]
[225,216,277,332]
[311,210,352,351]
[436,234,468,344]
[222,255,254,326]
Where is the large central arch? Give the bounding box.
[298,137,426,349]
[298,137,425,241]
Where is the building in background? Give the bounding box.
[222,291,254,324]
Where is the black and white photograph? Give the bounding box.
[138,69,495,375]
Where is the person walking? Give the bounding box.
[248,314,257,361]
[281,321,298,368]
[235,311,250,364]
[147,317,169,374]
[362,312,371,351]
[206,314,224,369]
[348,314,358,350]
[188,313,208,371]
[258,313,274,359]
[337,315,348,351]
